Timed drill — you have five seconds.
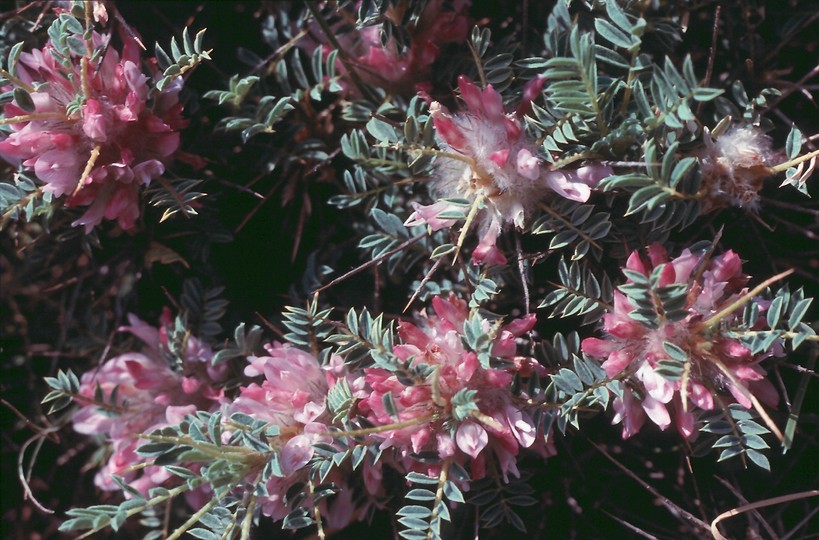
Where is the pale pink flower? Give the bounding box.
[581,244,780,439]
[230,343,336,520]
[359,294,554,481]
[0,30,186,231]
[424,76,613,263]
[404,200,461,231]
[72,314,223,495]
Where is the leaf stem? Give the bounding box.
[329,413,437,438]
[0,112,69,124]
[697,269,794,332]
[0,67,36,93]
[769,149,819,174]
[74,145,102,197]
[426,458,451,540]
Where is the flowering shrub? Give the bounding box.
[3,1,818,539]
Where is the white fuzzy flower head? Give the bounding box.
[697,125,779,212]
[408,76,611,264]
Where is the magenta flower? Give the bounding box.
[0,31,186,231]
[418,75,612,263]
[72,314,224,495]
[359,294,554,481]
[581,244,780,439]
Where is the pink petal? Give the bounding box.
[455,422,488,459]
[602,348,634,376]
[641,395,671,430]
[689,382,714,410]
[504,314,537,336]
[281,434,314,474]
[35,149,81,196]
[458,76,484,114]
[542,171,591,202]
[575,164,613,187]
[489,149,510,167]
[515,148,540,180]
[712,250,743,282]
[671,249,700,283]
[625,249,648,275]
[675,406,696,439]
[480,84,505,120]
[581,337,613,358]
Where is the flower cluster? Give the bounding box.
[0,29,186,231]
[582,244,780,439]
[228,343,343,522]
[72,312,225,496]
[405,76,612,264]
[359,294,555,481]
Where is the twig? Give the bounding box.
[313,233,426,294]
[783,347,816,453]
[711,490,819,540]
[18,432,58,514]
[713,475,778,540]
[600,510,660,540]
[590,441,711,534]
[515,231,530,315]
[698,5,721,117]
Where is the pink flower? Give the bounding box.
[425,76,613,263]
[581,244,780,439]
[404,200,461,231]
[359,294,554,481]
[0,29,187,232]
[72,314,223,496]
[230,343,336,520]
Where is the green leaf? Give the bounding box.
[788,298,812,330]
[396,505,432,518]
[595,19,634,49]
[430,243,456,260]
[745,449,770,470]
[406,488,436,501]
[367,117,398,142]
[662,342,687,361]
[692,87,724,101]
[785,125,803,159]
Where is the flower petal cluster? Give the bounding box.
[581,244,779,439]
[406,76,612,263]
[229,343,344,521]
[0,31,186,231]
[696,125,779,212]
[359,294,554,481]
[72,313,224,495]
